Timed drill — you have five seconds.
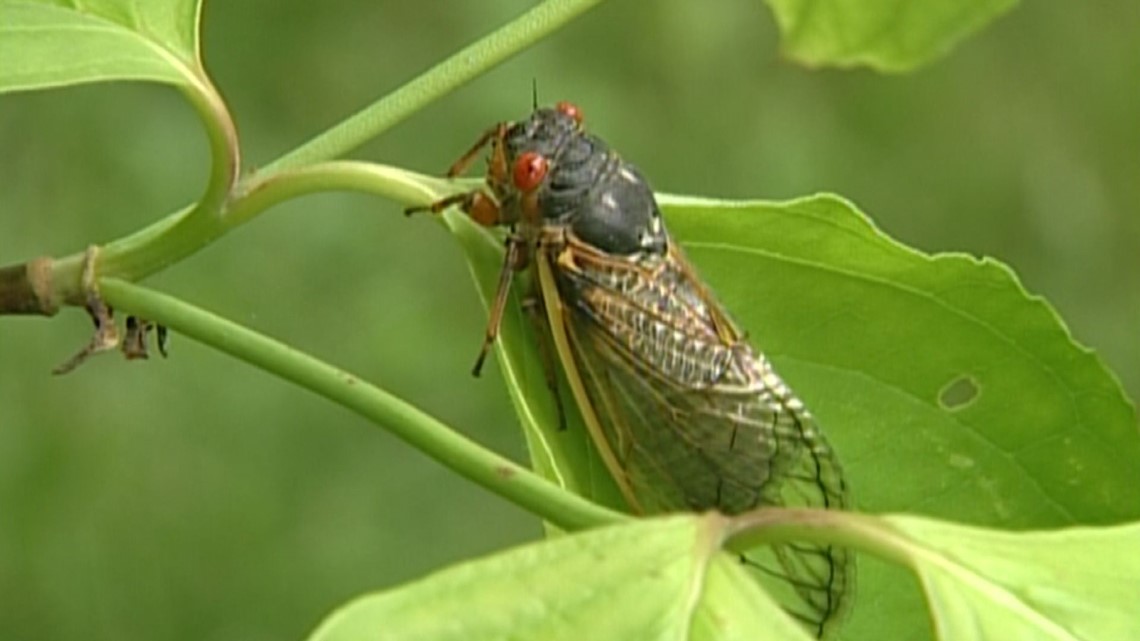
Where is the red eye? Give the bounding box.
[512,152,548,192]
[555,101,584,124]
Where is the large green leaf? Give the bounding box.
[763,0,1019,72]
[661,193,1140,639]
[882,514,1140,640]
[305,507,1139,640]
[306,513,812,641]
[662,194,1139,524]
[0,0,202,93]
[448,193,1139,640]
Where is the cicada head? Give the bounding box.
[501,103,668,257]
[502,102,584,163]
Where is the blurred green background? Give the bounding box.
[1,1,1136,640]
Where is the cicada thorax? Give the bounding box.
[412,102,851,638]
[495,106,667,257]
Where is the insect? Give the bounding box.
[409,102,851,637]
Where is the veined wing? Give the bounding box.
[545,235,852,636]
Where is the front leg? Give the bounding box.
[405,189,506,229]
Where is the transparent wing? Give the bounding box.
[551,239,852,636]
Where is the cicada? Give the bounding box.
[410,102,851,636]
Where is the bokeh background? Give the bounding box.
[1,1,1136,640]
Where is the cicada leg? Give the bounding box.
[445,123,509,179]
[471,233,529,376]
[406,187,508,226]
[405,190,527,379]
[405,122,512,220]
[520,291,567,431]
[404,190,475,216]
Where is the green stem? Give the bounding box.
[36,0,606,303]
[183,68,240,214]
[37,0,605,307]
[724,508,917,570]
[45,68,239,307]
[47,163,453,301]
[97,278,625,532]
[264,0,605,172]
[226,161,454,227]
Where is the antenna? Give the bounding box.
[532,78,538,110]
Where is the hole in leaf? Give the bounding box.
[939,375,980,411]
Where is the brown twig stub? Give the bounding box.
[3,246,173,374]
[121,316,151,360]
[0,256,59,316]
[121,316,169,360]
[52,247,120,375]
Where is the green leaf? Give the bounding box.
[306,505,1140,640]
[661,193,1140,523]
[696,555,817,641]
[0,0,202,93]
[305,513,811,641]
[883,514,1140,640]
[660,193,1140,639]
[762,0,1019,72]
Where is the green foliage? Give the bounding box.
[884,515,1140,639]
[310,514,813,641]
[664,197,1140,638]
[0,0,201,91]
[764,0,1020,71]
[1,0,1136,640]
[662,194,1139,525]
[308,512,1140,640]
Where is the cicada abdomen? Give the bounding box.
[410,102,852,637]
[541,234,850,635]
